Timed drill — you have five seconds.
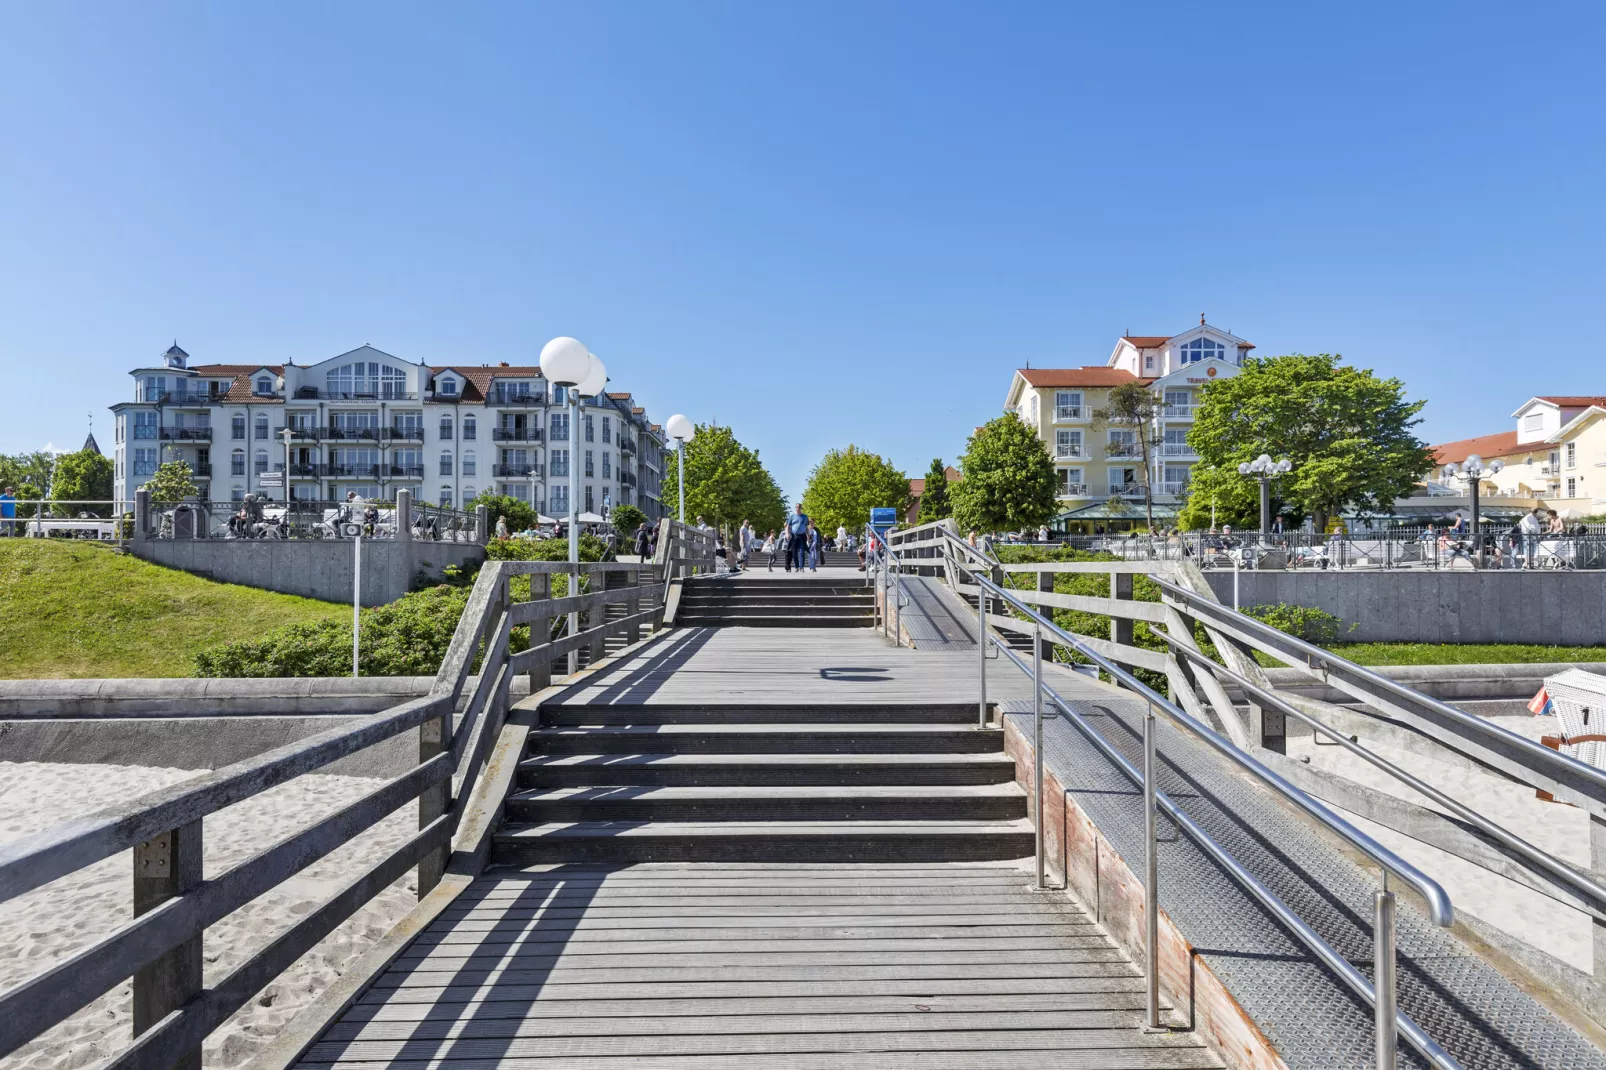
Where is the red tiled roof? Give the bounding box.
[1019,367,1143,388]
[1120,336,1171,348]
[1536,396,1606,408]
[909,466,962,497]
[189,364,286,403]
[1430,430,1527,465]
[632,407,645,415]
[607,392,632,400]
[430,365,542,403]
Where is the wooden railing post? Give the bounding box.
[132,821,203,1070]
[1037,567,1055,662]
[529,573,552,693]
[588,568,607,664]
[1110,571,1134,649]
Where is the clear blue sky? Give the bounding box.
[2,2,1602,500]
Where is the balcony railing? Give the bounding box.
[192,464,213,478]
[1057,483,1090,497]
[386,427,426,441]
[549,464,570,477]
[387,465,426,479]
[493,428,542,442]
[494,463,542,478]
[327,464,381,478]
[1054,406,1083,421]
[1160,481,1189,496]
[1541,464,1557,475]
[159,391,224,407]
[619,437,637,454]
[619,471,636,487]
[160,427,213,441]
[1054,447,1083,460]
[1108,483,1147,498]
[1162,442,1196,457]
[324,427,383,441]
[1105,442,1141,458]
[289,464,325,478]
[295,388,418,401]
[1163,404,1194,419]
[491,393,544,407]
[548,429,569,442]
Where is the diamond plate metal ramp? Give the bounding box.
[1004,691,1606,1070]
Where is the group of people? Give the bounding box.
[1422,506,1576,568]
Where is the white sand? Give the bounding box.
[0,762,419,1070]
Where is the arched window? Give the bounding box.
[254,450,269,474]
[463,450,476,477]
[232,414,246,440]
[231,449,246,476]
[439,415,453,438]
[439,487,453,507]
[255,376,273,395]
[255,414,269,439]
[463,486,476,503]
[1181,338,1225,364]
[326,361,406,399]
[463,416,476,441]
[439,451,453,477]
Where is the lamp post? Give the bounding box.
[540,337,605,674]
[665,414,695,523]
[1443,454,1502,567]
[1237,454,1293,536]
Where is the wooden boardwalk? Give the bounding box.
[295,628,1221,1069]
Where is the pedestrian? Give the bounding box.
[634,521,650,560]
[967,528,979,549]
[739,519,755,567]
[1519,506,1545,568]
[695,514,710,532]
[1037,523,1049,543]
[713,531,730,573]
[0,486,15,537]
[762,529,778,571]
[787,503,811,572]
[1449,512,1467,536]
[806,521,823,571]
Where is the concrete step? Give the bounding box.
[517,752,1019,788]
[539,702,982,726]
[505,783,1029,823]
[490,819,1037,864]
[527,724,1006,755]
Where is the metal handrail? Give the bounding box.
[1159,634,1606,919]
[863,524,909,643]
[1155,576,1606,808]
[967,571,1459,1070]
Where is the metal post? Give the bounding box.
[977,593,988,729]
[1259,476,1271,537]
[569,391,580,675]
[1034,620,1045,890]
[1375,882,1398,1070]
[1471,479,1483,569]
[352,532,361,677]
[677,440,686,522]
[1144,697,1161,1029]
[892,569,901,646]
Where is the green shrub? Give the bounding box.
[486,534,611,563]
[1243,603,1353,644]
[469,492,537,533]
[611,504,648,538]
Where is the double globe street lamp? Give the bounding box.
[1237,454,1293,537]
[1441,453,1503,567]
[664,413,695,523]
[539,337,607,673]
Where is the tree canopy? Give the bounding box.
[0,452,55,497]
[611,503,648,538]
[145,460,198,504]
[468,492,538,533]
[951,413,1057,534]
[659,423,787,534]
[1092,382,1162,531]
[917,457,953,522]
[51,449,114,516]
[1179,354,1434,531]
[800,446,910,534]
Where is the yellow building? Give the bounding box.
[1431,395,1606,517]
[1003,322,1253,530]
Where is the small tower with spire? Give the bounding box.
[164,340,189,370]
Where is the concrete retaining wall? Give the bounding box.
[129,536,485,605]
[1203,570,1606,645]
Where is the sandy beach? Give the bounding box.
[0,762,418,1070]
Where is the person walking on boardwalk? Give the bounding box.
[806,520,823,571]
[0,487,14,537]
[633,521,651,561]
[787,503,811,572]
[739,519,755,569]
[761,529,778,571]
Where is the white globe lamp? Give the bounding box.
[539,336,591,387]
[665,414,695,522]
[576,355,608,398]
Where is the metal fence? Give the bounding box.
[147,499,482,542]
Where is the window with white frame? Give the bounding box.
[463,451,476,477]
[134,412,158,439]
[439,487,452,507]
[602,452,611,477]
[550,448,569,477]
[463,485,476,502]
[463,416,476,441]
[231,449,246,476]
[550,484,568,514]
[327,361,406,399]
[232,487,245,501]
[1525,413,1543,431]
[255,414,269,439]
[550,412,569,441]
[1567,442,1577,468]
[439,415,453,438]
[1057,468,1084,495]
[1566,477,1577,497]
[254,450,269,474]
[232,414,246,440]
[255,376,274,395]
[1054,391,1082,420]
[1180,338,1224,364]
[602,416,611,443]
[133,448,158,477]
[439,451,453,476]
[1055,430,1081,458]
[436,376,457,397]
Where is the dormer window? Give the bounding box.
[437,377,458,397]
[255,376,274,395]
[1181,338,1225,364]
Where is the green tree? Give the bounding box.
[659,424,786,533]
[0,452,55,498]
[1092,382,1162,532]
[1179,354,1434,532]
[50,450,114,517]
[611,503,648,538]
[918,457,952,522]
[467,492,537,534]
[951,413,1057,534]
[144,460,198,504]
[800,446,910,535]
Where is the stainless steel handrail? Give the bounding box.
[1159,634,1606,919]
[863,524,909,642]
[1155,576,1606,807]
[967,571,1460,1070]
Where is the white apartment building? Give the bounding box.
[1432,395,1606,514]
[1003,320,1252,527]
[110,343,669,519]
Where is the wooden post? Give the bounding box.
[132,821,203,1070]
[588,568,607,664]
[1110,571,1133,648]
[417,713,447,897]
[529,572,552,693]
[1037,568,1055,663]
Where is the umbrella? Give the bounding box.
[577,511,607,524]
[536,514,557,525]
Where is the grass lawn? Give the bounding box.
[1324,642,1606,667]
[0,539,345,678]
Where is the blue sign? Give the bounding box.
[869,507,897,534]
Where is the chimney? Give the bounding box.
[499,362,509,367]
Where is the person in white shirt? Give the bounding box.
[836,524,848,552]
[1518,507,1545,568]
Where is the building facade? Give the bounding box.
[110,343,669,520]
[1003,322,1252,527]
[1431,395,1606,515]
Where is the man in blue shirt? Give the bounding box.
[0,486,15,537]
[786,503,810,573]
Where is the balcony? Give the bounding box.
[549,464,570,478]
[494,463,543,478]
[491,393,544,408]
[1057,483,1090,498]
[289,464,325,478]
[1108,484,1147,498]
[1054,447,1083,460]
[620,471,636,487]
[327,464,381,479]
[296,388,417,401]
[386,427,426,442]
[160,427,213,441]
[493,428,542,442]
[1160,481,1189,496]
[1054,406,1083,421]
[160,391,223,407]
[192,463,213,478]
[1540,464,1557,475]
[619,437,636,454]
[324,427,383,442]
[1162,442,1196,457]
[1163,404,1194,419]
[388,465,425,479]
[1105,442,1141,458]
